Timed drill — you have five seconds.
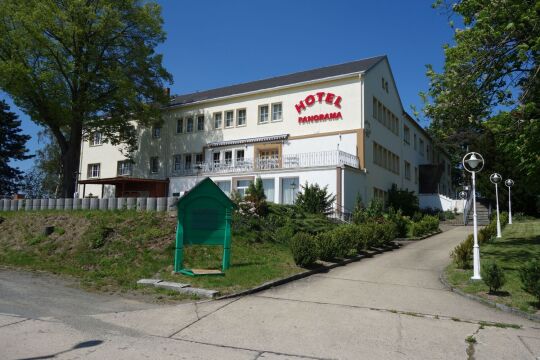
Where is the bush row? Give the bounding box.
[410,215,439,238]
[290,221,398,266]
[451,212,510,269]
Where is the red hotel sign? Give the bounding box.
[295,91,343,124]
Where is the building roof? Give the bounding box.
[167,56,386,107]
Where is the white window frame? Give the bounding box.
[271,103,282,122]
[150,157,159,174]
[152,127,161,139]
[90,132,102,146]
[173,154,182,171]
[236,109,246,127]
[176,118,184,134]
[213,112,222,129]
[186,117,194,133]
[225,111,234,128]
[117,160,132,176]
[197,115,205,131]
[88,163,101,178]
[258,104,269,124]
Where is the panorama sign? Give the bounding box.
[295,91,343,124]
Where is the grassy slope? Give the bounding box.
[0,210,302,297]
[446,220,540,313]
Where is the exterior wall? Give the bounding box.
[419,194,461,212]
[77,57,453,204]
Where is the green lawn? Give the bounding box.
[0,210,303,299]
[446,220,540,314]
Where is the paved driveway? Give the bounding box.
[1,227,539,359]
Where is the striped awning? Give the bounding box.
[206,134,289,148]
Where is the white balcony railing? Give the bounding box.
[171,150,359,176]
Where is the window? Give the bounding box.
[236,179,252,197]
[216,180,231,196]
[403,125,410,144]
[236,149,245,162]
[259,105,269,123]
[117,160,132,176]
[419,139,425,155]
[281,177,299,205]
[224,151,232,164]
[90,132,102,146]
[404,161,411,180]
[195,153,203,164]
[213,152,220,164]
[414,134,417,150]
[186,117,194,133]
[373,187,387,203]
[213,112,222,129]
[236,109,246,126]
[414,166,418,184]
[173,154,182,171]
[372,97,398,136]
[150,157,159,173]
[152,127,161,139]
[184,154,192,169]
[262,178,275,202]
[373,142,400,175]
[272,103,282,121]
[176,118,184,134]
[88,163,100,178]
[225,111,234,127]
[426,144,431,161]
[197,115,204,131]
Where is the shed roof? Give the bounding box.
[177,177,234,208]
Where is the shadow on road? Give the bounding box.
[17,340,104,360]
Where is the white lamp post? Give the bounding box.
[505,179,514,224]
[490,173,503,238]
[459,190,468,224]
[462,152,484,280]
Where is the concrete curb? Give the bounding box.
[439,269,540,323]
[136,279,219,299]
[217,243,400,300]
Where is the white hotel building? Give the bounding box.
[78,56,453,212]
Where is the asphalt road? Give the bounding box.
[1,227,539,359]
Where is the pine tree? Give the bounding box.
[0,100,32,195]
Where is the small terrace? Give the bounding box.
[171,150,359,176]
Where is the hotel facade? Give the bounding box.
[78,56,453,212]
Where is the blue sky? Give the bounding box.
[2,0,456,172]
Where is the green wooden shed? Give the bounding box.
[174,177,235,276]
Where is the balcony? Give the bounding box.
[172,150,359,176]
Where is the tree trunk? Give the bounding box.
[59,122,83,198]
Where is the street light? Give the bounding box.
[462,152,484,280]
[505,179,514,224]
[490,173,503,238]
[459,190,468,224]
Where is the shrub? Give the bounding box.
[352,199,385,224]
[451,235,473,269]
[315,231,342,260]
[481,262,506,293]
[444,210,456,220]
[289,232,318,267]
[411,215,439,237]
[274,224,295,244]
[354,223,376,251]
[373,221,397,246]
[386,184,420,216]
[386,207,409,238]
[295,182,336,215]
[244,178,269,217]
[519,260,540,305]
[331,224,357,256]
[499,212,509,227]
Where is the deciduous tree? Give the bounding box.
[0,0,172,197]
